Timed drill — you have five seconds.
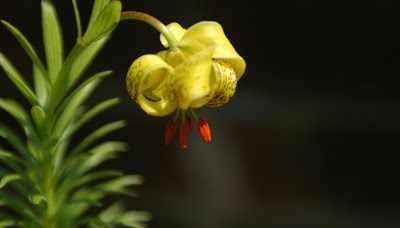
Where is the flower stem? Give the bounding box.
[120,11,178,50]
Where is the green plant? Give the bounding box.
[0,0,247,226]
[0,0,149,227]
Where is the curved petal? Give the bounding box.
[165,36,215,67]
[207,60,237,107]
[162,45,215,110]
[160,22,186,48]
[126,54,177,116]
[182,21,246,79]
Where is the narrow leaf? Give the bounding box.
[0,220,18,228]
[47,43,85,114]
[96,175,143,196]
[76,141,128,175]
[98,201,125,223]
[59,141,127,192]
[29,194,46,205]
[0,98,39,144]
[0,150,39,197]
[52,78,101,136]
[0,122,39,168]
[33,63,49,107]
[0,150,24,173]
[0,192,38,225]
[97,201,151,227]
[59,70,112,113]
[87,0,111,29]
[49,35,108,108]
[41,0,64,83]
[117,211,151,228]
[31,106,47,137]
[71,120,126,155]
[0,98,31,126]
[69,37,109,89]
[0,53,39,106]
[0,174,20,188]
[66,97,120,137]
[82,1,121,44]
[72,170,122,191]
[1,20,48,81]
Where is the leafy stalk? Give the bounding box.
[0,0,150,227]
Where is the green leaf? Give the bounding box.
[72,0,83,38]
[52,77,101,137]
[0,220,18,228]
[72,170,123,191]
[31,106,47,138]
[70,120,126,156]
[85,217,110,228]
[70,175,142,219]
[0,192,38,225]
[46,43,85,115]
[66,97,120,137]
[0,150,24,174]
[0,20,48,82]
[59,141,127,189]
[41,0,64,83]
[76,141,128,175]
[0,98,31,127]
[33,63,49,107]
[67,188,105,220]
[0,174,20,188]
[97,201,151,227]
[29,194,46,205]
[98,201,125,223]
[48,35,109,112]
[96,175,143,196]
[30,106,45,128]
[117,211,151,228]
[69,37,110,89]
[57,169,122,202]
[0,98,39,145]
[0,150,39,198]
[0,53,39,106]
[82,0,121,45]
[0,122,39,168]
[87,0,111,29]
[59,70,112,113]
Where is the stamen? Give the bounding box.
[179,125,187,149]
[198,118,211,143]
[189,108,199,122]
[165,119,177,145]
[186,117,194,132]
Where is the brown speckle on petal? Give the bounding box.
[207,60,237,107]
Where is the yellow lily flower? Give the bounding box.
[125,15,246,149]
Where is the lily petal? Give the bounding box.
[126,54,177,116]
[165,36,215,67]
[207,60,237,107]
[163,44,215,109]
[182,21,246,79]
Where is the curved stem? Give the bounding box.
[120,11,178,50]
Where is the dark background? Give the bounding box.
[1,0,400,227]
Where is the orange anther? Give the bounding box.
[198,118,211,143]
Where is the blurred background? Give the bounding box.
[1,0,400,227]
